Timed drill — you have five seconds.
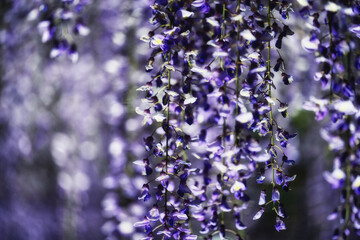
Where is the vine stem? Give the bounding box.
[220,0,226,227]
[267,0,276,188]
[221,0,226,38]
[164,52,171,227]
[234,1,241,152]
[340,118,352,240]
[328,17,334,103]
[221,118,226,226]
[343,159,351,230]
[342,34,352,238]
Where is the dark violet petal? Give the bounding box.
[211,189,221,201]
[275,170,284,185]
[144,165,153,176]
[174,106,183,116]
[189,199,202,207]
[282,183,289,192]
[284,159,295,165]
[155,0,167,5]
[235,218,247,230]
[257,175,265,184]
[162,93,169,105]
[220,225,226,239]
[220,196,232,212]
[154,103,162,112]
[156,184,164,200]
[139,184,151,201]
[177,182,192,197]
[275,37,283,49]
[283,25,294,36]
[180,172,188,181]
[275,217,286,232]
[145,225,152,235]
[172,231,180,239]
[240,192,250,202]
[199,225,209,235]
[274,58,283,72]
[278,204,287,218]
[199,129,207,142]
[201,3,210,13]
[320,75,328,88]
[282,73,293,85]
[144,136,154,151]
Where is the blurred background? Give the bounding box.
[0,0,346,239]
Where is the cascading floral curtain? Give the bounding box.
[0,0,359,240]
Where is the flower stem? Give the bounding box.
[234,2,241,151]
[267,0,275,188]
[221,0,226,39]
[328,18,334,103]
[221,117,226,225]
[342,37,352,236]
[340,117,352,240]
[164,52,171,227]
[343,158,351,231]
[220,0,227,227]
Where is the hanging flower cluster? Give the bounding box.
[36,0,91,62]
[301,1,360,239]
[243,0,297,233]
[135,0,205,239]
[6,0,360,240]
[100,0,157,239]
[136,0,297,238]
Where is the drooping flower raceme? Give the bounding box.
[301,1,360,239]
[135,1,214,239]
[36,0,91,62]
[137,0,297,238]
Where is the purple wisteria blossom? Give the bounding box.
[3,0,360,240]
[301,0,360,239]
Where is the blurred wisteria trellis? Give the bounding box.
[0,0,359,240]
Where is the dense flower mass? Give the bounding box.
[300,1,360,239]
[135,0,298,238]
[0,0,359,240]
